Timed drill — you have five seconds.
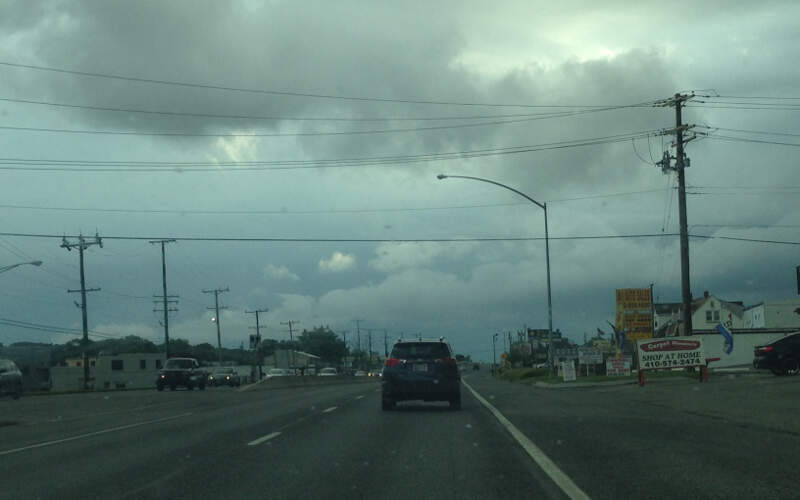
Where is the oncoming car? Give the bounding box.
[209,367,241,387]
[0,359,23,400]
[317,367,338,376]
[381,338,461,411]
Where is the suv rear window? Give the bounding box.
[391,342,451,360]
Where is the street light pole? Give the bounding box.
[492,333,498,375]
[437,174,555,374]
[0,260,42,274]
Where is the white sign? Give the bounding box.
[606,357,631,376]
[636,337,706,371]
[561,361,576,382]
[578,348,603,364]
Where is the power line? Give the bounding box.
[0,60,659,109]
[0,188,669,216]
[713,95,800,100]
[0,106,636,138]
[0,130,662,173]
[0,96,642,122]
[0,231,797,245]
[0,317,125,339]
[700,126,800,138]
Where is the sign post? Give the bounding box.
[636,337,706,386]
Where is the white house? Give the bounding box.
[654,291,744,336]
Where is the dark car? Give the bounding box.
[381,339,461,411]
[156,357,208,391]
[208,367,241,387]
[754,333,800,375]
[0,359,23,399]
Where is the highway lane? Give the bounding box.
[0,380,569,500]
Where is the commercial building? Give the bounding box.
[51,352,166,392]
[744,299,800,329]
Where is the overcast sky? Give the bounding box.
[0,0,798,360]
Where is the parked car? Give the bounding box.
[367,370,381,377]
[318,367,338,376]
[354,370,367,377]
[0,359,23,400]
[266,368,288,378]
[156,357,208,391]
[381,338,461,411]
[754,333,800,375]
[209,367,241,387]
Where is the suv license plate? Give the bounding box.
[413,363,428,372]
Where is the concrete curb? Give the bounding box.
[533,379,637,389]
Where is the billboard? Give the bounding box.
[578,348,603,364]
[616,288,653,341]
[636,338,706,370]
[606,356,631,376]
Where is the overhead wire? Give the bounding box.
[0,129,662,172]
[0,60,660,109]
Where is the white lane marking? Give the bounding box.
[247,431,282,446]
[0,412,193,457]
[462,380,591,500]
[322,406,338,413]
[355,395,364,400]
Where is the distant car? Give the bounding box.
[209,367,241,387]
[754,333,800,375]
[0,359,23,400]
[354,370,367,377]
[381,339,461,411]
[318,367,338,376]
[367,370,381,377]
[266,368,288,378]
[156,357,207,391]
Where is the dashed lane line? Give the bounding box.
[0,412,193,457]
[355,395,364,400]
[247,431,282,446]
[322,406,338,413]
[462,380,591,500]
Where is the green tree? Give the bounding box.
[297,326,346,365]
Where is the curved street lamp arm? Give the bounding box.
[437,174,545,210]
[0,260,42,274]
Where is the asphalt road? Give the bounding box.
[1,371,798,499]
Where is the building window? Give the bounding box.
[706,311,713,322]
[90,360,96,367]
[140,360,146,370]
[111,360,124,371]
[156,359,163,369]
[713,311,720,321]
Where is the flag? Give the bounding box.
[596,328,606,337]
[716,324,734,354]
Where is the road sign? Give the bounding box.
[578,348,603,364]
[561,361,576,382]
[636,338,706,371]
[606,356,631,376]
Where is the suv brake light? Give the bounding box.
[758,346,773,353]
[385,358,400,368]
[438,357,457,367]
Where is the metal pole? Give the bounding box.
[544,202,554,374]
[492,333,498,374]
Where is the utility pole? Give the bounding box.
[353,319,364,370]
[281,320,299,372]
[61,233,102,390]
[383,329,389,358]
[492,333,498,374]
[150,239,176,358]
[340,329,349,371]
[246,308,268,380]
[657,92,696,336]
[203,287,229,364]
[367,329,373,368]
